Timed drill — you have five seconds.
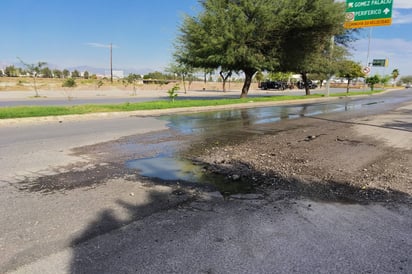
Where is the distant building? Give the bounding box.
[105,70,124,79]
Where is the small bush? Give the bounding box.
[167,85,179,102]
[97,80,104,88]
[62,78,77,88]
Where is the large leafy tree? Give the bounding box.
[175,0,347,98]
[276,0,346,95]
[175,0,283,98]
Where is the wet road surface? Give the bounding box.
[2,89,412,273]
[126,89,412,191]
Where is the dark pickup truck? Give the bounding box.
[260,81,288,90]
[297,80,317,89]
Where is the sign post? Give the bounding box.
[344,0,393,29]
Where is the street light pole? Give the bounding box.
[110,43,113,83]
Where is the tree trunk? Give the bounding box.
[33,76,39,97]
[346,79,351,93]
[220,70,232,92]
[240,69,255,98]
[182,75,187,93]
[301,72,310,96]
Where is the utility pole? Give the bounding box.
[325,36,335,97]
[110,43,113,83]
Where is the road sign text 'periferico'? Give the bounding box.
[345,0,393,29]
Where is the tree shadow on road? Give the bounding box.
[67,159,411,273]
[197,158,412,205]
[69,188,192,274]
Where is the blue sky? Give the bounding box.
[348,0,412,77]
[1,0,411,77]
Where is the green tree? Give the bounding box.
[62,69,70,78]
[167,84,179,102]
[203,68,214,91]
[17,58,47,97]
[219,70,232,92]
[276,1,346,95]
[379,75,391,86]
[391,69,399,86]
[365,75,380,91]
[337,60,364,93]
[268,71,293,82]
[175,0,282,98]
[4,65,18,77]
[53,69,62,78]
[400,75,412,85]
[166,63,194,93]
[314,44,350,93]
[40,67,53,78]
[83,71,89,79]
[175,0,347,98]
[254,70,264,85]
[71,70,80,78]
[123,73,142,95]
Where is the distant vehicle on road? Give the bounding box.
[260,81,288,90]
[297,80,317,89]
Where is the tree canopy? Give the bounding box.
[175,0,348,98]
[337,60,364,93]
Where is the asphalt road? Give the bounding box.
[1,91,411,273]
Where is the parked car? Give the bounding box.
[297,80,317,89]
[260,81,288,90]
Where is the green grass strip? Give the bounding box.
[0,90,384,119]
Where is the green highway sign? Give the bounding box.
[372,59,388,67]
[345,0,393,29]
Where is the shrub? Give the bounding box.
[62,78,77,88]
[167,84,179,102]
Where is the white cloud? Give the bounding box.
[392,10,412,24]
[394,0,412,9]
[85,42,118,48]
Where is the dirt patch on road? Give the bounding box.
[186,108,412,204]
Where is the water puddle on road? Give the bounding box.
[124,95,410,195]
[126,155,254,195]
